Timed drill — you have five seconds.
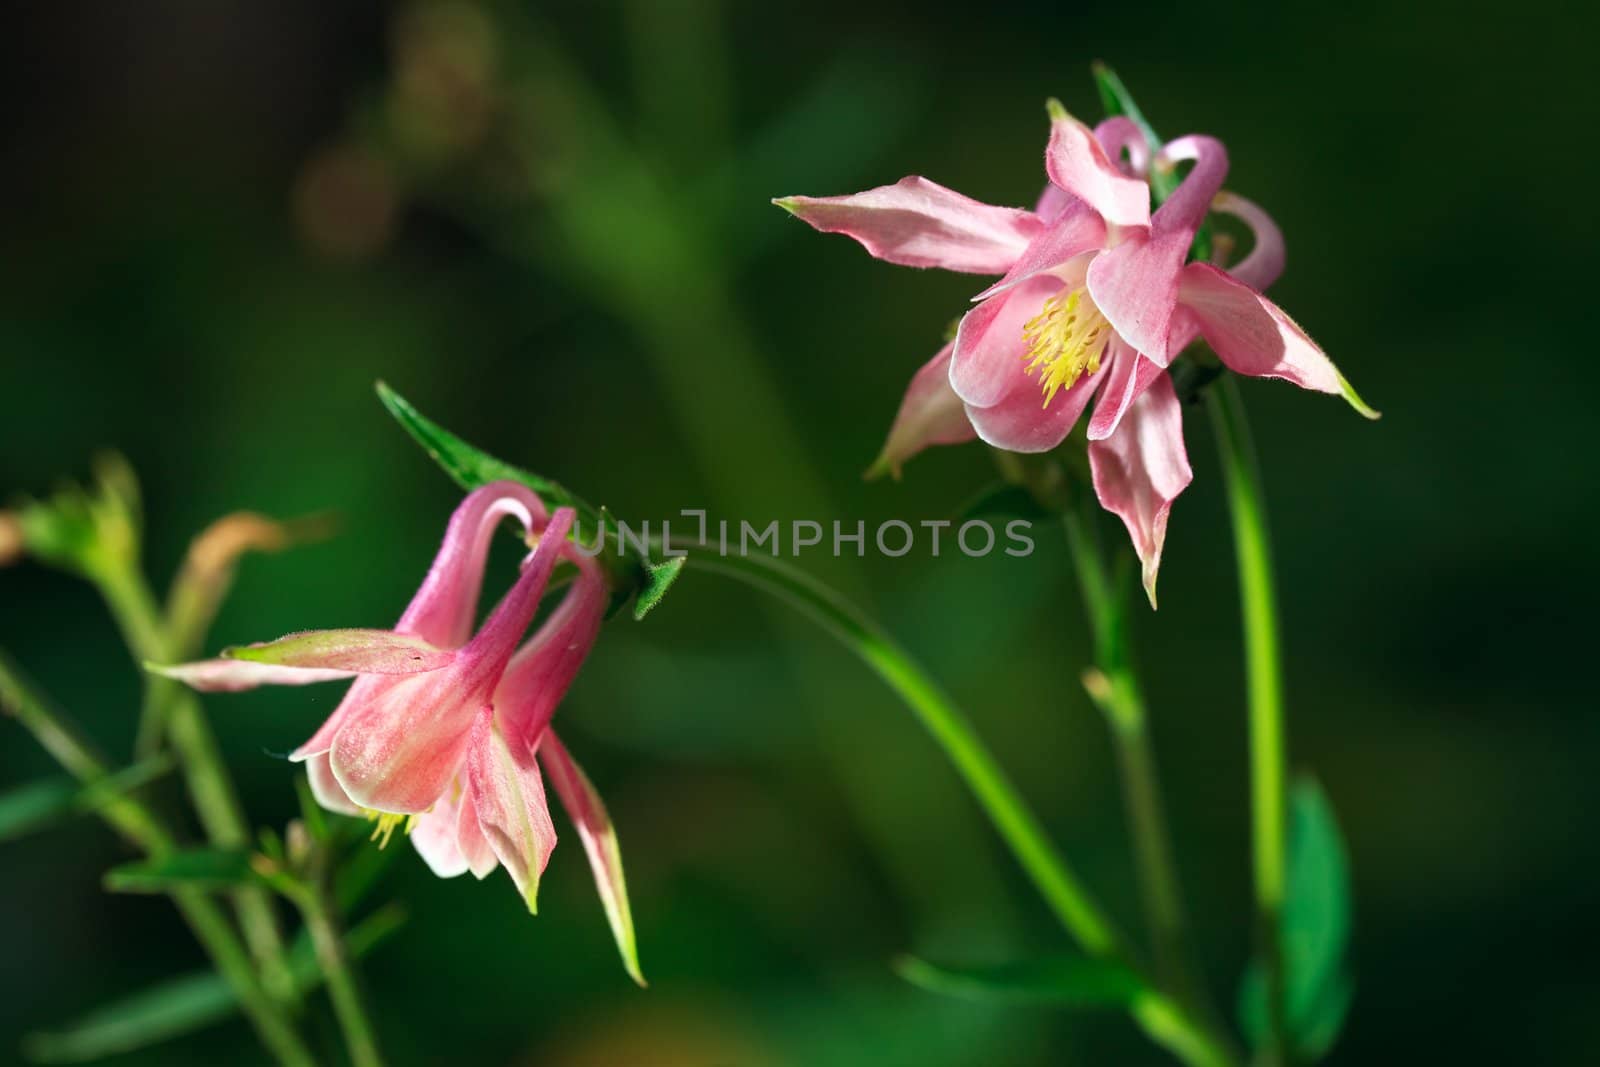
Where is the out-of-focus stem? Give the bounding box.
[682,548,1237,1067]
[291,862,385,1067]
[96,566,299,1007]
[0,653,315,1067]
[1207,377,1288,1063]
[1062,505,1207,1021]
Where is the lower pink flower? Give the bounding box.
[158,481,644,984]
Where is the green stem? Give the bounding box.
[0,653,316,1067]
[681,549,1236,1067]
[96,566,300,1008]
[1207,377,1288,1061]
[1062,507,1205,1017]
[292,871,385,1067]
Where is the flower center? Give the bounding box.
[1021,288,1110,407]
[363,809,419,848]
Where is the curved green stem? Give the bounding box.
[1207,377,1288,1061]
[0,653,316,1067]
[681,548,1236,1067]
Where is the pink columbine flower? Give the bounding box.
[158,482,642,983]
[777,103,1374,603]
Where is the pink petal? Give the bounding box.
[1087,337,1166,441]
[1045,102,1150,228]
[465,707,557,913]
[1033,183,1073,223]
[1176,263,1378,417]
[495,558,608,748]
[1149,135,1229,244]
[327,509,576,813]
[973,204,1106,301]
[455,785,498,879]
[305,752,362,816]
[222,629,455,674]
[540,730,644,986]
[151,658,354,693]
[1211,190,1284,291]
[1093,117,1152,177]
[950,273,1071,408]
[867,343,976,480]
[1089,373,1193,609]
[774,176,1043,274]
[964,360,1104,453]
[396,482,546,649]
[410,787,470,878]
[1086,135,1228,364]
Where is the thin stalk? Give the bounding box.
[291,870,385,1067]
[96,565,299,1007]
[1206,377,1288,1061]
[681,548,1237,1067]
[1062,506,1206,1018]
[0,653,316,1067]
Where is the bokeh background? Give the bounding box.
[3,1,1597,1064]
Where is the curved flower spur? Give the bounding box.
[776,102,1376,604]
[155,481,643,985]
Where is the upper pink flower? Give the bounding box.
[158,482,643,984]
[779,103,1374,603]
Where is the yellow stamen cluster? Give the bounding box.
[1021,288,1110,407]
[363,809,419,848]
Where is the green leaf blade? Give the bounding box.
[103,848,273,895]
[23,904,405,1063]
[895,954,1144,1007]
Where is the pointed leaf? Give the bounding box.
[1238,777,1354,1061]
[0,758,173,844]
[23,905,405,1063]
[103,849,286,895]
[377,382,679,620]
[895,954,1144,1006]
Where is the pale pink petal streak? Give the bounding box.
[152,659,355,693]
[965,362,1105,453]
[1175,263,1342,393]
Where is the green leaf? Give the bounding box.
[895,954,1144,1006]
[376,381,681,620]
[0,758,173,844]
[23,904,405,1063]
[103,848,282,895]
[0,778,76,843]
[1238,777,1355,1061]
[1089,62,1212,262]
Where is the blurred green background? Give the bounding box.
[3,1,1597,1063]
